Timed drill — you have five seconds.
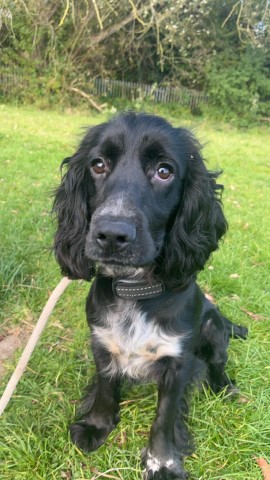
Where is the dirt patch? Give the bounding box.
[0,328,31,377]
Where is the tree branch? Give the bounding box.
[91,10,135,45]
[68,86,103,112]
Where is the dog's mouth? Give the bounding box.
[85,226,164,271]
[98,262,148,279]
[90,252,156,277]
[86,237,164,275]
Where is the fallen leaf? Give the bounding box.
[237,394,250,404]
[230,294,240,301]
[137,429,149,437]
[255,457,270,480]
[60,471,72,480]
[90,467,99,474]
[8,327,21,337]
[114,430,127,446]
[241,308,265,321]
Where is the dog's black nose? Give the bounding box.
[95,220,136,252]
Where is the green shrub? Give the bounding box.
[206,47,270,123]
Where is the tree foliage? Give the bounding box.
[0,0,269,119]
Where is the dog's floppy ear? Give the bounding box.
[52,124,105,280]
[162,130,228,290]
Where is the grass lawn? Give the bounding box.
[0,104,269,480]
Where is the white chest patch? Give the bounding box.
[92,301,185,379]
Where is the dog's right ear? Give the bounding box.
[52,124,106,280]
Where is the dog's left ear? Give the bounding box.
[162,130,228,290]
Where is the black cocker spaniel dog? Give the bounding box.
[53,112,247,479]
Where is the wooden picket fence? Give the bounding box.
[0,69,208,108]
[92,78,208,108]
[0,69,25,94]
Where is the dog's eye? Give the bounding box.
[155,164,173,181]
[91,158,107,175]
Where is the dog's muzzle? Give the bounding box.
[85,197,158,266]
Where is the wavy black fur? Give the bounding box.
[53,112,247,480]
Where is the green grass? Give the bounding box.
[0,104,269,480]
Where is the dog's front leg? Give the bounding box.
[70,346,121,453]
[142,358,193,480]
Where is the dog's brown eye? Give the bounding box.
[92,158,106,175]
[155,165,173,181]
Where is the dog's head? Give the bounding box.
[53,113,227,289]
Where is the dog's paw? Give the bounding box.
[70,422,108,452]
[70,414,119,452]
[142,449,188,480]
